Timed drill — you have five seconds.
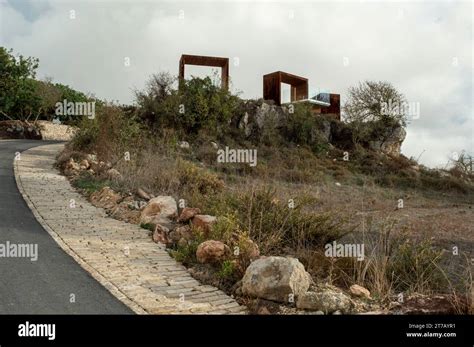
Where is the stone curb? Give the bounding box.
[14,143,246,315]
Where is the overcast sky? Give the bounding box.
[1,0,472,168]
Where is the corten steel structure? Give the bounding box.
[179,54,229,90]
[263,71,341,120]
[313,93,341,120]
[321,94,340,116]
[263,71,309,106]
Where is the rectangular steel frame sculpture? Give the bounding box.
[179,54,229,90]
[263,71,308,106]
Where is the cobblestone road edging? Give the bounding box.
[14,143,246,314]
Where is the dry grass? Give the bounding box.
[62,104,474,313]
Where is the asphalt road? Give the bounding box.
[0,140,132,314]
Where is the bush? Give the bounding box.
[218,260,236,279]
[389,239,447,293]
[170,230,206,265]
[282,103,317,146]
[175,159,224,194]
[189,186,353,254]
[135,73,242,137]
[72,104,142,155]
[0,47,40,120]
[74,173,111,195]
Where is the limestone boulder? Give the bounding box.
[140,196,178,227]
[196,240,230,264]
[242,256,311,303]
[296,284,353,314]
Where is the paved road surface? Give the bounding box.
[0,140,132,314]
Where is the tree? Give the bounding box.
[32,78,93,122]
[449,151,473,177]
[33,78,62,119]
[343,81,407,127]
[0,47,40,120]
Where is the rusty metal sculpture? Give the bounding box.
[312,93,341,120]
[263,71,308,106]
[179,54,229,90]
[263,70,340,119]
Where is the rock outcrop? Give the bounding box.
[368,125,406,156]
[236,100,289,140]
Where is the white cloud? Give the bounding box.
[1,0,472,167]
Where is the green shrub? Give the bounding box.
[71,116,99,151]
[73,172,111,195]
[71,104,142,155]
[175,159,224,194]
[282,103,316,145]
[208,214,239,243]
[170,237,204,265]
[189,187,353,254]
[389,239,448,293]
[218,260,236,279]
[136,74,242,136]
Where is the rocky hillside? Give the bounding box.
[52,75,473,315]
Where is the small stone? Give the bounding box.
[152,224,169,244]
[64,158,80,176]
[257,307,271,315]
[86,154,98,163]
[178,207,201,223]
[350,284,371,299]
[107,168,122,180]
[137,188,151,201]
[196,240,230,264]
[192,214,217,233]
[168,225,192,244]
[179,141,190,149]
[79,159,90,170]
[90,187,122,209]
[296,285,352,314]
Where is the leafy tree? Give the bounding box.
[0,47,40,120]
[33,78,62,118]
